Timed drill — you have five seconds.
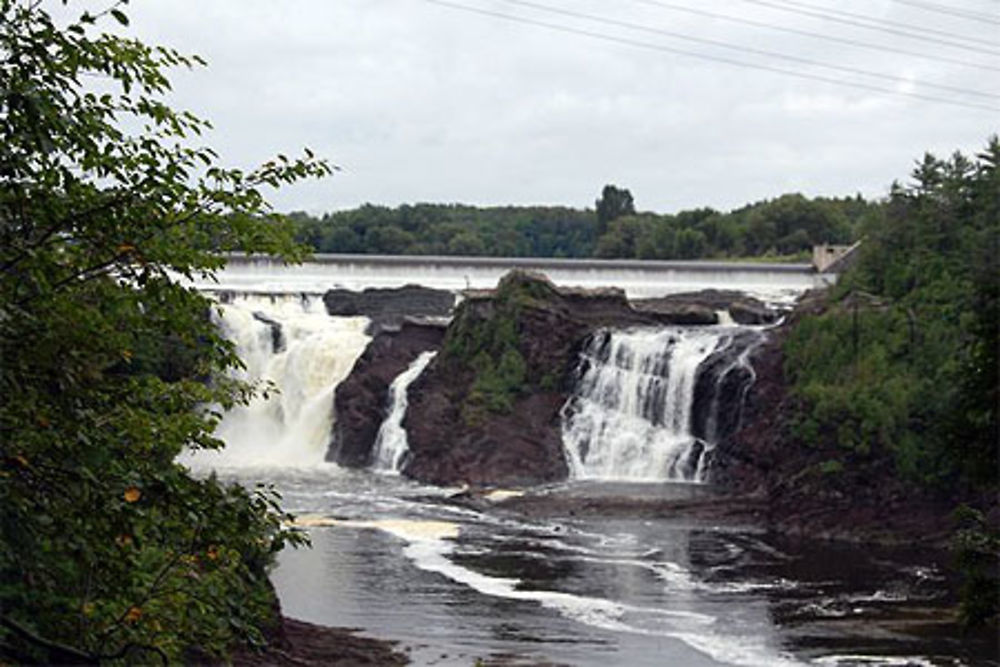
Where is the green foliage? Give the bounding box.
[293,202,598,258]
[591,193,863,260]
[0,3,328,662]
[595,183,636,236]
[784,139,999,493]
[443,274,559,422]
[952,506,1000,628]
[817,460,844,475]
[290,190,871,262]
[783,140,998,627]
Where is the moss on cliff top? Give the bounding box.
[441,271,564,421]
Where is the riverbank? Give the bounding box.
[231,617,408,666]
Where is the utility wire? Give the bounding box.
[739,0,1000,53]
[893,0,1000,25]
[496,0,1000,99]
[628,0,1000,72]
[761,0,999,46]
[424,0,1000,113]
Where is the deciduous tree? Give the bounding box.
[0,1,329,661]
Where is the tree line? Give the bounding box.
[290,187,876,261]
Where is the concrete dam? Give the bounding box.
[197,253,836,303]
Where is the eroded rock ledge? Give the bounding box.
[632,289,778,325]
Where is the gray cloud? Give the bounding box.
[124,0,997,213]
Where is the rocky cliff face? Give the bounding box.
[401,271,659,486]
[327,320,446,467]
[691,329,765,450]
[708,291,961,545]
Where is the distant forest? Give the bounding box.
[289,187,878,260]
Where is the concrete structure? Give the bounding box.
[812,241,862,273]
[196,253,837,304]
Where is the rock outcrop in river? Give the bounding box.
[326,271,784,487]
[322,284,454,333]
[402,271,660,486]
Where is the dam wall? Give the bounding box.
[196,253,836,303]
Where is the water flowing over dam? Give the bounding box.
[198,253,834,302]
[189,255,808,480]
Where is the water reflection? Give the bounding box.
[251,471,994,666]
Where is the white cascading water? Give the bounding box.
[371,351,438,473]
[561,328,724,483]
[184,294,370,468]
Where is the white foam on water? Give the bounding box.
[716,310,736,326]
[811,656,942,667]
[671,632,806,667]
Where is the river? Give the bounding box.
[183,261,993,667]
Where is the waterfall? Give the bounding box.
[372,351,437,473]
[184,294,370,469]
[561,327,760,483]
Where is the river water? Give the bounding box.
[190,464,987,667]
[182,267,995,666]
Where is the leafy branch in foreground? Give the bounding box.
[1,1,328,661]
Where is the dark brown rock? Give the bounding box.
[630,299,719,325]
[729,299,778,325]
[633,289,779,325]
[230,617,408,666]
[322,285,455,333]
[634,289,743,310]
[327,320,445,467]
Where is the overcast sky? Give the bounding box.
[120,0,997,215]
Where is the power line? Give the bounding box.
[628,0,1000,73]
[893,0,1000,25]
[763,0,1000,46]
[424,0,1000,113]
[496,0,999,100]
[739,0,1000,53]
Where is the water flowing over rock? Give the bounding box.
[327,320,445,468]
[402,271,660,487]
[561,328,753,482]
[186,295,371,468]
[371,351,437,473]
[690,330,767,471]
